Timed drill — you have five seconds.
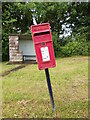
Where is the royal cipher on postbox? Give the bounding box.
[31,23,56,70]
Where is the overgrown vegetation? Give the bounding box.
[2,56,88,118]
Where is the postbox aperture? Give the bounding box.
[31,23,56,70]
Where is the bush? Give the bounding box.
[52,32,61,57]
[52,31,89,57]
[2,33,9,61]
[61,41,88,57]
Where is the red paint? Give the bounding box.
[31,23,56,70]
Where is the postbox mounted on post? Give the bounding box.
[31,23,56,111]
[31,23,56,70]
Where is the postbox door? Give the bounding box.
[31,23,56,70]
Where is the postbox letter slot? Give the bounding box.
[33,31,50,36]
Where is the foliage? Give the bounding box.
[61,41,88,57]
[2,2,90,61]
[2,33,9,61]
[2,2,34,61]
[65,2,90,36]
[52,31,61,57]
[52,30,89,57]
[34,2,69,35]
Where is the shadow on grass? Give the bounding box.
[2,65,26,77]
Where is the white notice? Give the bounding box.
[41,47,50,62]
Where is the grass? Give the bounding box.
[2,56,88,118]
[1,62,20,75]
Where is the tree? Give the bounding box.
[65,2,90,39]
[2,2,35,60]
[2,2,90,61]
[34,2,69,36]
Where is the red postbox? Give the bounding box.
[31,23,56,70]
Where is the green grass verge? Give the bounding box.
[2,56,88,118]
